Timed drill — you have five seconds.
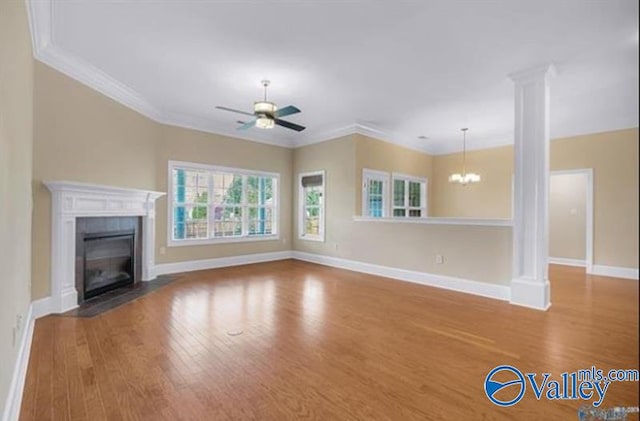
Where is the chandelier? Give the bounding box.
[448,128,480,186]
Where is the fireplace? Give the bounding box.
[84,231,134,299]
[76,217,142,303]
[44,181,164,313]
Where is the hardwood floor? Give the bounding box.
[20,261,639,420]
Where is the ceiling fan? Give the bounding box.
[216,80,306,132]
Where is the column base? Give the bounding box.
[510,277,551,310]
[56,287,79,313]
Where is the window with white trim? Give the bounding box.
[362,169,389,217]
[169,161,278,245]
[299,171,325,241]
[392,174,427,218]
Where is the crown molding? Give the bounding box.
[39,44,166,122]
[25,0,299,150]
[25,0,519,156]
[159,110,299,148]
[295,122,439,156]
[36,43,297,149]
[26,0,52,56]
[427,133,514,155]
[23,0,443,154]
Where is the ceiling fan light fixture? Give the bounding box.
[254,101,277,114]
[216,79,305,132]
[256,116,275,129]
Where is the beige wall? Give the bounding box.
[27,52,640,305]
[429,128,639,269]
[294,136,512,285]
[32,62,159,299]
[294,128,638,282]
[293,135,357,257]
[0,0,33,411]
[354,134,433,215]
[431,145,513,219]
[550,173,587,260]
[32,62,293,299]
[551,128,639,269]
[155,125,292,264]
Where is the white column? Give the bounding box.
[142,194,156,281]
[50,192,78,313]
[509,64,555,310]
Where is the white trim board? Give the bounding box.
[1,298,51,421]
[353,216,513,227]
[292,251,511,301]
[548,257,586,267]
[550,169,594,273]
[30,297,53,320]
[590,265,639,280]
[154,250,293,276]
[297,170,326,243]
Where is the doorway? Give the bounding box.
[549,169,593,273]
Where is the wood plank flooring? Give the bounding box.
[20,260,639,420]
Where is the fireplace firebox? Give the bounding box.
[83,231,135,299]
[75,216,142,303]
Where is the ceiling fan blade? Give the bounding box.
[274,118,306,132]
[216,106,255,117]
[237,120,256,130]
[274,105,301,118]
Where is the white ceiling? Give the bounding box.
[29,0,638,154]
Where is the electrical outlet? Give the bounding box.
[282,238,287,244]
[435,254,444,264]
[16,314,22,331]
[159,246,166,255]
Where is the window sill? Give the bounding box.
[298,235,325,242]
[167,235,280,247]
[352,216,513,227]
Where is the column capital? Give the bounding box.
[509,63,556,85]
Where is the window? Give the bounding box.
[392,173,427,218]
[169,161,278,245]
[362,169,390,217]
[299,171,325,241]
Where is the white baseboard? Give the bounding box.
[30,297,53,319]
[548,257,586,267]
[291,251,511,301]
[154,250,294,276]
[510,278,551,311]
[1,297,53,421]
[591,265,639,280]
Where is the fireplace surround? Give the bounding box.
[44,181,165,313]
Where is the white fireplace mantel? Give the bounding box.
[44,181,165,313]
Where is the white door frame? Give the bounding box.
[549,169,594,273]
